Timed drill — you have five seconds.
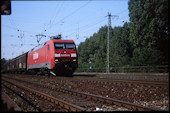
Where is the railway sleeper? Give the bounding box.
[105,100,113,104]
[58,102,64,107]
[50,99,55,103]
[68,92,73,95]
[64,104,69,110]
[82,94,87,98]
[91,96,98,101]
[47,97,51,101]
[87,95,92,100]
[113,102,122,106]
[98,98,105,102]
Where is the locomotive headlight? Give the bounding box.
[71,53,77,57]
[73,59,76,62]
[55,53,61,57]
[55,59,59,62]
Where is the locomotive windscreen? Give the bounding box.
[54,43,75,50]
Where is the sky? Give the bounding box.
[1,0,130,60]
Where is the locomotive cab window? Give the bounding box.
[54,43,65,49]
[65,43,75,49]
[54,43,75,50]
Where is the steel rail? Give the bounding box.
[72,75,168,87]
[61,88,163,111]
[2,78,87,112]
[84,78,169,87]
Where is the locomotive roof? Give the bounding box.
[51,39,75,43]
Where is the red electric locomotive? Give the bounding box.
[27,35,78,76]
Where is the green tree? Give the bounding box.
[128,0,169,66]
[110,22,131,67]
[77,26,108,69]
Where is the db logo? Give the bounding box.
[33,52,39,59]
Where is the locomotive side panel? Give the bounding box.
[27,41,51,70]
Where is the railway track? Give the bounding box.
[2,76,163,111]
[3,73,168,87]
[2,78,87,112]
[74,72,169,82]
[74,78,168,87]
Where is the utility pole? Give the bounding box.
[106,12,118,73]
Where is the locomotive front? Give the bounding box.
[52,40,78,76]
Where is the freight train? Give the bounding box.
[3,35,78,76]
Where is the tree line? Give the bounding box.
[77,0,169,72]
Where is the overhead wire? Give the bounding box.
[45,1,64,30]
[7,15,49,47]
[66,17,106,39]
[56,1,91,22]
[3,17,39,56]
[44,0,91,33]
[63,16,106,33]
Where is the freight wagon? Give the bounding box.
[3,52,28,74]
